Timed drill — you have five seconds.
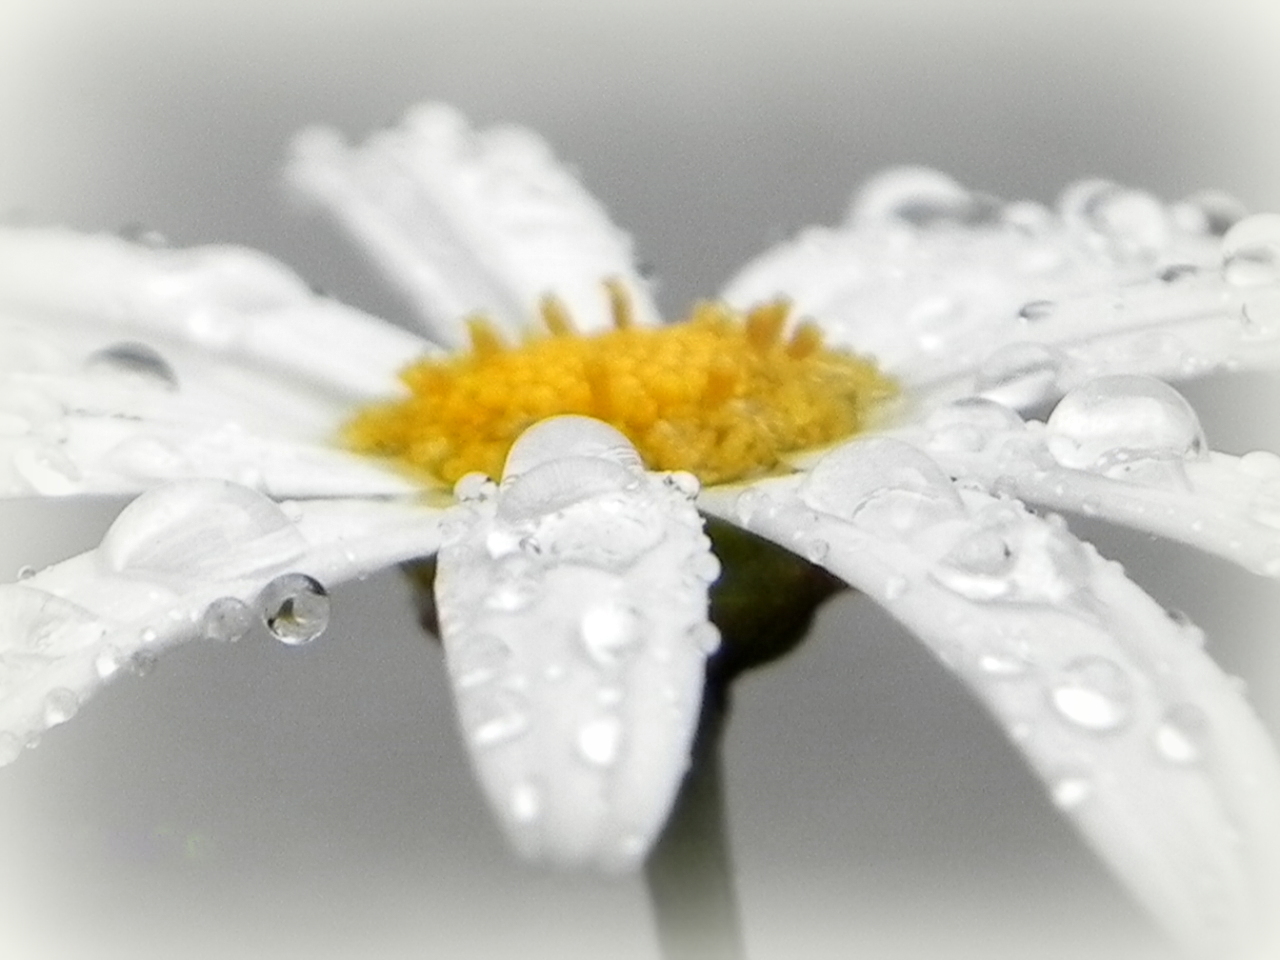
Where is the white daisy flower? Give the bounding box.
[3,103,1279,955]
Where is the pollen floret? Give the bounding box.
[343,286,898,485]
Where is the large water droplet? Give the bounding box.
[1050,657,1134,733]
[973,343,1066,408]
[801,438,964,537]
[577,715,624,767]
[1017,299,1056,323]
[199,596,253,642]
[100,480,303,579]
[661,471,700,500]
[1153,703,1209,764]
[1221,213,1280,287]
[1045,375,1205,477]
[579,603,642,666]
[687,621,722,655]
[84,342,179,391]
[932,529,1015,600]
[503,416,643,480]
[851,167,998,226]
[499,457,640,523]
[257,573,329,645]
[471,703,532,748]
[1059,180,1170,255]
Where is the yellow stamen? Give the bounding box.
[344,292,897,487]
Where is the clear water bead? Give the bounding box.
[1221,213,1280,287]
[258,573,330,645]
[802,438,965,537]
[851,167,995,226]
[579,603,642,666]
[1050,657,1134,733]
[973,342,1067,408]
[502,415,643,480]
[577,716,624,767]
[1051,774,1094,810]
[1153,703,1209,764]
[84,341,179,390]
[1045,375,1205,474]
[199,596,253,642]
[933,529,1015,601]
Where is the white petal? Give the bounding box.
[0,481,445,762]
[433,417,714,871]
[288,103,660,345]
[0,229,425,498]
[893,383,1280,577]
[701,443,1280,955]
[722,172,1280,407]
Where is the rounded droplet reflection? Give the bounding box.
[257,573,330,645]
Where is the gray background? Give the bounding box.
[1,1,1279,957]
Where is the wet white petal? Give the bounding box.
[893,382,1280,577]
[434,417,713,870]
[702,455,1280,956]
[723,171,1280,406]
[288,103,660,346]
[0,480,445,759]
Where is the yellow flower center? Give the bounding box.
[343,283,897,487]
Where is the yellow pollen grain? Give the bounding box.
[343,290,898,487]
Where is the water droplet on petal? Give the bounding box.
[802,438,965,537]
[688,550,722,584]
[509,782,541,823]
[661,471,701,500]
[1060,180,1170,255]
[1051,774,1094,810]
[450,632,515,689]
[1221,213,1280,287]
[852,167,998,226]
[1153,703,1209,764]
[84,342,179,391]
[687,621,722,655]
[199,596,253,642]
[100,480,303,579]
[94,645,127,679]
[503,416,643,480]
[973,343,1066,408]
[580,603,642,666]
[453,472,497,503]
[577,716,623,767]
[258,573,329,645]
[472,703,532,748]
[933,529,1015,600]
[1050,657,1134,733]
[803,538,829,563]
[15,565,35,581]
[1045,375,1205,477]
[43,688,79,727]
[1017,299,1056,322]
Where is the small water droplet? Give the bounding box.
[1177,190,1246,236]
[852,167,998,226]
[1153,704,1209,764]
[43,688,79,727]
[580,603,642,667]
[199,596,253,642]
[84,342,179,390]
[734,488,765,524]
[15,565,35,581]
[932,529,1015,601]
[662,471,700,499]
[577,716,623,767]
[687,621,722,656]
[1017,299,1055,322]
[1051,774,1094,809]
[453,472,497,503]
[689,550,722,584]
[978,651,1029,678]
[973,342,1066,408]
[472,707,531,747]
[883,576,908,600]
[94,646,127,680]
[509,782,541,823]
[139,627,158,644]
[258,573,329,645]
[1059,180,1170,255]
[1050,657,1134,733]
[803,538,830,563]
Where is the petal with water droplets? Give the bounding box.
[288,103,660,345]
[433,417,714,870]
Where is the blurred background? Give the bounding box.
[1,1,1278,957]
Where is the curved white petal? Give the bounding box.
[288,103,661,345]
[0,480,445,764]
[722,171,1280,409]
[433,418,715,871]
[889,384,1280,578]
[700,440,1280,956]
[0,229,426,498]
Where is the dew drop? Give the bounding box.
[484,579,538,613]
[453,472,497,503]
[509,782,541,823]
[94,646,127,680]
[662,471,701,499]
[43,688,80,727]
[1178,190,1246,236]
[100,480,303,579]
[973,342,1066,408]
[1045,375,1205,474]
[1059,180,1169,254]
[503,416,643,480]
[687,621,722,656]
[689,550,722,584]
[803,538,830,564]
[15,565,35,581]
[1050,657,1134,733]
[1051,774,1094,810]
[802,438,965,537]
[932,529,1015,601]
[84,341,179,390]
[580,603,642,666]
[883,576,908,600]
[923,397,1024,453]
[258,573,329,645]
[1017,299,1056,323]
[852,167,998,226]
[1153,703,1209,764]
[577,716,623,767]
[199,596,253,643]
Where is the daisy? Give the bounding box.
[2,103,1279,955]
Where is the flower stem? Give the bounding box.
[644,674,745,960]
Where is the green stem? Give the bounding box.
[644,674,745,960]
